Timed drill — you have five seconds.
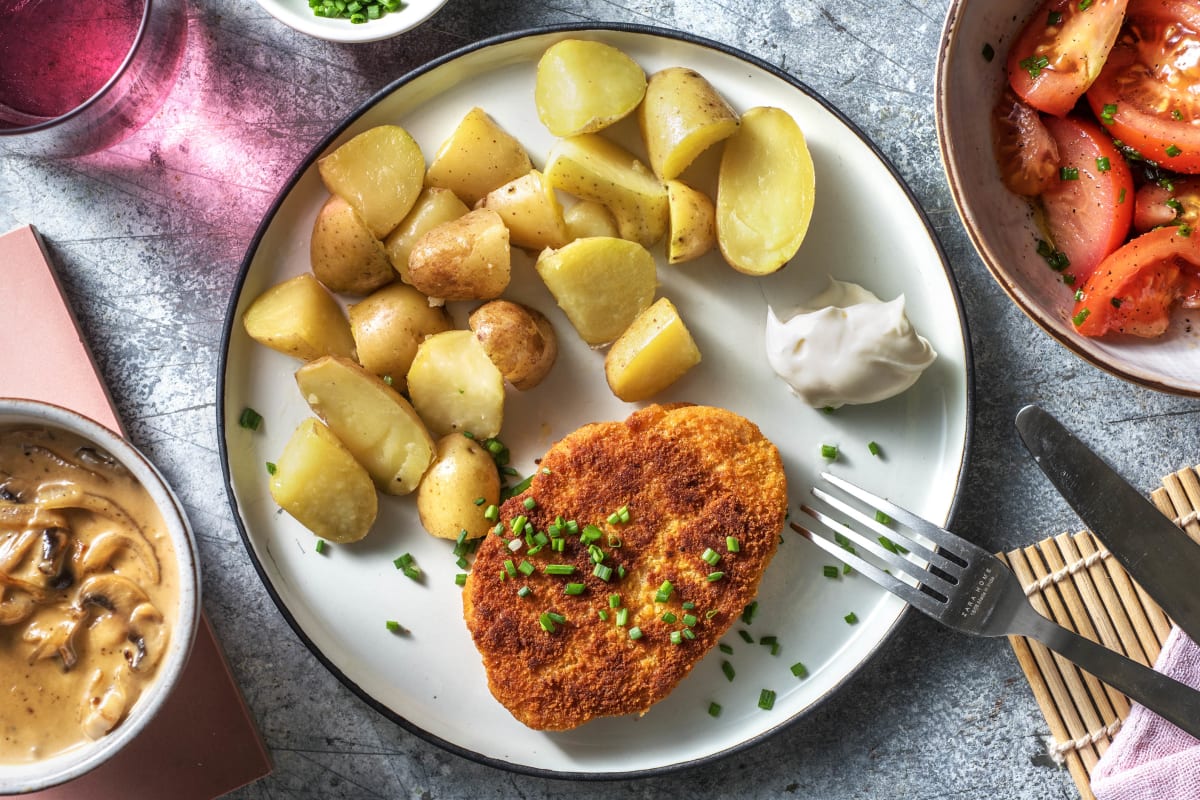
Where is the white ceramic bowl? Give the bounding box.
[936,0,1200,396]
[0,398,201,794]
[255,0,450,43]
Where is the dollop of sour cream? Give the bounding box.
[765,278,937,408]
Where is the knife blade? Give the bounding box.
[1015,404,1200,645]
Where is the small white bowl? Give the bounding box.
[255,0,450,43]
[935,0,1200,396]
[0,398,201,793]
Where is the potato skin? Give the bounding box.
[417,434,501,540]
[407,208,512,301]
[348,283,452,392]
[310,194,395,295]
[383,187,470,284]
[468,300,558,391]
[317,124,426,239]
[666,179,716,265]
[638,67,739,180]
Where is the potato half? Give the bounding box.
[544,134,668,247]
[383,187,470,284]
[406,208,511,301]
[270,417,377,543]
[605,296,701,402]
[242,273,356,362]
[407,330,505,439]
[317,124,426,239]
[479,170,570,251]
[716,106,815,275]
[425,107,532,206]
[468,300,558,391]
[534,236,656,346]
[310,194,395,295]
[639,67,739,180]
[348,283,452,392]
[535,39,647,137]
[416,434,501,540]
[295,356,436,495]
[666,179,716,265]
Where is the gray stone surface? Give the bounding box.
[2,0,1197,798]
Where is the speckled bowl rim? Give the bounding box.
[0,398,201,794]
[934,0,1200,397]
[218,22,976,781]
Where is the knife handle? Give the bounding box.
[1022,613,1200,740]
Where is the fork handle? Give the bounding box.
[1025,616,1200,740]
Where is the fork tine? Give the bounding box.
[793,517,948,618]
[810,486,961,576]
[799,503,957,598]
[821,471,972,564]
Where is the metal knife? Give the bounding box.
[1015,404,1200,645]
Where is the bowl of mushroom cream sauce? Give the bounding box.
[0,398,200,793]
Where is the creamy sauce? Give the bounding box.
[0,426,177,764]
[765,278,937,408]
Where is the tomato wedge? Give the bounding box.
[1134,176,1200,232]
[1040,115,1134,281]
[992,87,1061,196]
[1008,0,1130,117]
[1073,225,1200,337]
[1086,0,1200,174]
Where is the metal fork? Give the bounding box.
[795,471,1200,740]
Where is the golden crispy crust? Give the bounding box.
[462,403,787,730]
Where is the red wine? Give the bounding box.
[0,0,144,121]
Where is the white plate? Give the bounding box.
[219,25,973,778]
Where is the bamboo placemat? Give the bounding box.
[999,463,1200,800]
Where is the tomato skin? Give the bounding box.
[1008,0,1130,117]
[1086,0,1200,174]
[1073,225,1200,337]
[1040,115,1134,281]
[1134,177,1200,232]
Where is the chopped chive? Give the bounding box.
[385,620,404,633]
[701,547,721,566]
[842,562,852,576]
[868,440,881,457]
[1072,308,1091,327]
[503,559,516,578]
[314,539,328,555]
[758,689,776,710]
[721,660,736,682]
[738,630,754,644]
[544,564,576,575]
[518,559,534,576]
[473,496,486,506]
[628,626,643,640]
[682,601,695,610]
[616,607,629,626]
[609,593,621,609]
[523,496,537,511]
[823,565,839,579]
[874,510,891,525]
[742,601,759,624]
[708,701,722,717]
[719,643,733,654]
[1047,10,1062,24]
[726,536,741,552]
[1096,156,1111,172]
[662,612,678,623]
[593,563,613,581]
[682,628,696,640]
[517,585,531,598]
[1060,166,1080,181]
[1019,54,1049,79]
[705,609,719,620]
[598,609,608,621]
[844,612,859,625]
[706,571,725,582]
[791,661,809,678]
[564,582,585,595]
[820,443,839,460]
[683,614,698,628]
[265,461,277,475]
[455,573,468,586]
[1167,144,1183,158]
[760,635,778,646]
[238,407,263,430]
[670,630,683,645]
[483,504,499,522]
[538,612,558,633]
[655,580,674,603]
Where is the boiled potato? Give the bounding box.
[425,107,532,206]
[534,237,656,345]
[468,300,558,391]
[242,273,356,361]
[479,170,569,251]
[666,180,716,264]
[406,208,511,301]
[416,434,501,540]
[310,195,395,295]
[717,106,815,275]
[295,356,435,495]
[407,330,504,439]
[317,124,426,239]
[383,187,470,283]
[544,134,668,247]
[638,67,739,180]
[535,39,647,137]
[564,200,619,239]
[605,297,701,401]
[270,417,377,543]
[348,283,452,392]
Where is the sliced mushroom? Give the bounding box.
[76,530,161,586]
[79,666,129,740]
[75,574,163,672]
[23,607,85,667]
[0,587,33,626]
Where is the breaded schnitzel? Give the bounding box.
[462,403,788,730]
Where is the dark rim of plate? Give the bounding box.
[217,21,977,783]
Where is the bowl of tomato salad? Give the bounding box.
[936,0,1200,395]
